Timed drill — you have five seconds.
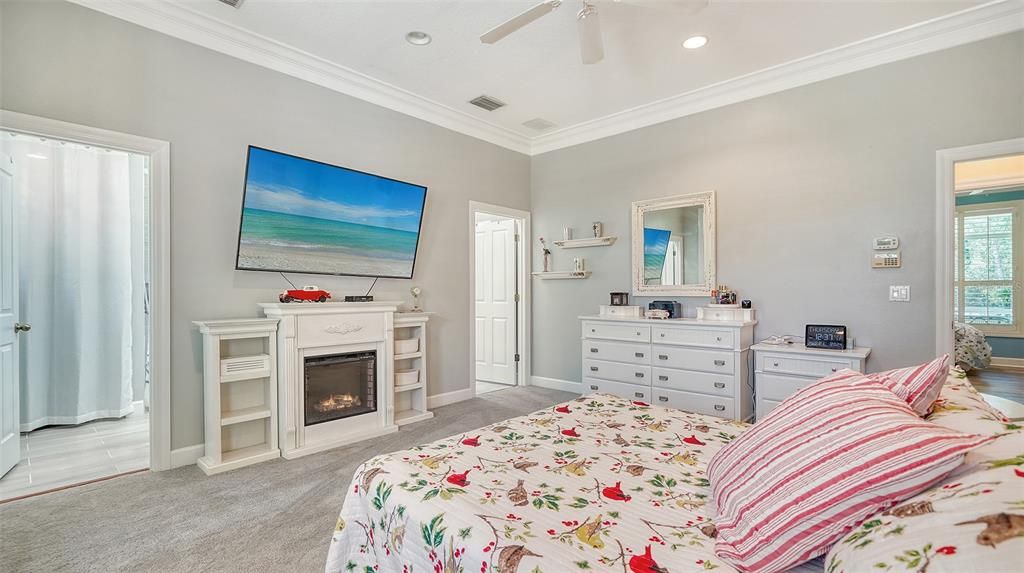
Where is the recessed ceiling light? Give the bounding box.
[26,153,48,160]
[405,31,432,46]
[682,35,708,49]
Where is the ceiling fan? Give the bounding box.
[480,0,709,65]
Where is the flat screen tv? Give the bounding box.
[235,146,427,279]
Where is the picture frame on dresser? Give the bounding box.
[580,315,757,421]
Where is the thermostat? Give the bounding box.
[873,236,899,250]
[872,252,902,269]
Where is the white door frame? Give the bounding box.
[0,110,172,472]
[934,137,1024,358]
[468,201,531,395]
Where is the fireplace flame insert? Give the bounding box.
[304,351,377,426]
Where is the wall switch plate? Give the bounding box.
[889,285,911,302]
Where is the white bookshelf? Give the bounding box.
[193,319,281,475]
[393,312,434,426]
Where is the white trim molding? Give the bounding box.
[0,109,173,472]
[935,137,1024,358]
[170,444,205,469]
[68,0,1024,156]
[426,388,476,409]
[990,357,1024,369]
[530,376,583,394]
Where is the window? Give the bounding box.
[955,203,1020,334]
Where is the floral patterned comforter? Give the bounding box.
[326,393,750,573]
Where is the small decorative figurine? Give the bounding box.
[279,285,331,303]
[410,286,423,312]
[563,226,573,241]
[539,237,552,272]
[573,257,585,273]
[592,222,603,238]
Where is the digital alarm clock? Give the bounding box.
[805,324,847,350]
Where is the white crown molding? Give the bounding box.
[67,0,534,155]
[69,0,1023,157]
[529,0,1024,154]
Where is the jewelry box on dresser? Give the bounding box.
[751,343,871,420]
[580,315,756,421]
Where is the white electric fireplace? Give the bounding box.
[260,302,399,459]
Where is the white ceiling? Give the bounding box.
[75,0,1022,153]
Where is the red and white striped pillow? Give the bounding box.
[865,354,950,415]
[706,375,992,573]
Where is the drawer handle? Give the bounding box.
[635,372,645,378]
[658,396,668,402]
[714,360,726,366]
[658,354,668,360]
[590,366,599,372]
[660,333,665,338]
[635,352,644,358]
[714,382,726,389]
[634,392,645,398]
[590,348,598,353]
[773,362,780,367]
[831,367,838,372]
[591,328,596,333]
[589,385,598,390]
[658,375,668,381]
[714,405,726,411]
[716,336,722,342]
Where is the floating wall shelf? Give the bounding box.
[532,271,592,280]
[553,236,617,249]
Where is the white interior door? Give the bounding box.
[0,153,20,478]
[475,218,517,385]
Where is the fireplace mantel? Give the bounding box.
[261,302,401,458]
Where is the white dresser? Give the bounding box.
[752,343,871,420]
[580,316,757,421]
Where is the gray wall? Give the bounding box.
[531,31,1024,382]
[0,1,531,450]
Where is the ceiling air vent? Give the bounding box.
[216,0,245,8]
[468,95,506,112]
[522,118,556,132]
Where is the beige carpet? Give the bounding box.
[0,386,576,573]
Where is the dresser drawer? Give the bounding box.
[652,387,736,419]
[652,326,733,349]
[582,321,651,343]
[652,368,734,398]
[581,340,650,365]
[652,345,735,375]
[583,378,652,402]
[756,372,813,402]
[758,353,854,378]
[583,359,652,385]
[756,398,783,420]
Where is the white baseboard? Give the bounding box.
[990,357,1024,369]
[427,388,475,408]
[530,376,583,394]
[170,444,204,468]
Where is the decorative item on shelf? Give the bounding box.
[599,304,641,318]
[592,222,603,238]
[646,308,670,320]
[805,324,847,350]
[395,337,419,355]
[741,299,752,309]
[279,285,331,303]
[710,284,737,306]
[539,237,552,272]
[344,295,374,302]
[648,300,682,318]
[573,257,585,273]
[610,292,629,306]
[410,286,423,312]
[563,226,573,241]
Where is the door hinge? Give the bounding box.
[514,233,520,242]
[514,353,521,362]
[514,293,520,302]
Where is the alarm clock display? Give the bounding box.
[805,325,847,350]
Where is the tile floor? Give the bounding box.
[476,380,515,395]
[0,402,149,501]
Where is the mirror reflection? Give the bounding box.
[642,205,705,286]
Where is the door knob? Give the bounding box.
[14,322,31,333]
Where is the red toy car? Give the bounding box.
[279,285,331,303]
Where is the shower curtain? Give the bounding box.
[10,135,143,431]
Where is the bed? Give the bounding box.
[326,375,1022,573]
[328,394,767,573]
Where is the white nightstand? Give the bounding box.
[752,343,871,420]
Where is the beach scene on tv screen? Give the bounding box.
[237,147,426,278]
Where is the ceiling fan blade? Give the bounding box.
[577,4,604,64]
[480,0,562,44]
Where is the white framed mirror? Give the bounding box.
[631,191,716,296]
